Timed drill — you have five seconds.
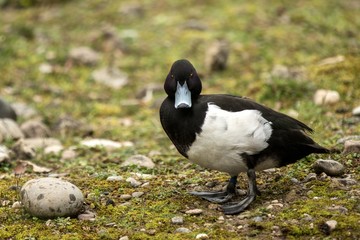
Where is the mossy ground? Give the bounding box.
[0,0,359,239]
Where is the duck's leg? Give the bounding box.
[189,176,237,203]
[222,169,257,215]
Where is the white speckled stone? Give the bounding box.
[20,177,84,219]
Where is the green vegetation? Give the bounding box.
[0,0,359,239]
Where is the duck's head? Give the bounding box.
[164,59,202,109]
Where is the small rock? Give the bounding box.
[12,201,22,209]
[332,178,357,186]
[271,64,290,78]
[313,89,340,106]
[302,213,313,221]
[175,227,191,233]
[318,55,345,66]
[106,176,123,181]
[303,173,317,182]
[0,145,10,163]
[284,189,298,203]
[20,177,84,219]
[119,236,129,240]
[121,154,155,169]
[131,191,144,198]
[120,194,132,200]
[204,39,229,72]
[342,140,360,155]
[80,139,133,151]
[11,102,37,119]
[44,145,64,155]
[92,67,128,89]
[78,211,96,221]
[132,172,155,180]
[352,106,360,116]
[126,177,142,187]
[38,63,53,74]
[337,135,360,144]
[11,139,36,159]
[252,216,263,222]
[313,159,345,176]
[61,148,77,160]
[0,98,17,120]
[320,220,338,235]
[171,216,184,224]
[290,178,299,184]
[185,209,203,215]
[69,46,100,66]
[55,116,94,137]
[327,205,348,214]
[196,233,209,239]
[205,181,217,188]
[20,120,51,138]
[20,138,62,150]
[0,118,24,142]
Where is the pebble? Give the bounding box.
[332,178,357,186]
[21,138,62,150]
[10,102,37,119]
[92,67,128,89]
[0,98,17,120]
[126,177,142,187]
[303,173,317,182]
[80,138,133,151]
[322,220,338,235]
[131,191,144,198]
[312,159,345,176]
[121,154,155,169]
[204,39,229,72]
[252,216,263,222]
[106,176,123,181]
[290,178,299,184]
[61,148,77,160]
[44,145,64,155]
[175,227,191,233]
[185,208,203,215]
[55,116,94,137]
[11,139,36,159]
[313,89,340,105]
[171,216,184,224]
[20,177,84,218]
[337,135,360,144]
[342,140,360,155]
[119,236,129,240]
[20,120,51,138]
[302,213,313,221]
[78,211,96,221]
[205,181,217,188]
[0,118,24,142]
[12,201,22,209]
[69,46,100,66]
[196,233,209,239]
[120,194,132,200]
[284,189,298,203]
[327,205,348,214]
[352,106,360,116]
[0,145,10,163]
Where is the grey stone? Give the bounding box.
[120,194,132,200]
[313,89,340,105]
[0,145,10,163]
[337,135,360,144]
[185,209,203,215]
[55,116,94,137]
[11,102,37,119]
[21,138,62,150]
[333,178,357,186]
[0,98,17,120]
[313,159,345,176]
[196,233,209,239]
[131,191,144,198]
[92,67,128,89]
[69,47,100,66]
[126,177,142,187]
[325,220,337,232]
[0,118,24,142]
[80,138,133,151]
[121,154,155,169]
[342,140,360,155]
[106,176,123,181]
[20,177,84,218]
[175,227,191,233]
[20,120,51,138]
[303,173,317,182]
[78,210,96,221]
[252,216,263,222]
[171,216,184,224]
[352,106,360,116]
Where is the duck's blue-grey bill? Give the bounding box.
[175,82,192,108]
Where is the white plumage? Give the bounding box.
[187,104,273,176]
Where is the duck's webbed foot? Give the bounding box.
[189,176,237,203]
[222,169,257,215]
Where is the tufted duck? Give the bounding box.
[160,59,329,215]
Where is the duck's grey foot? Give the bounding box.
[222,169,257,215]
[189,176,238,203]
[189,190,234,203]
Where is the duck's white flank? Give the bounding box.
[187,104,274,175]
